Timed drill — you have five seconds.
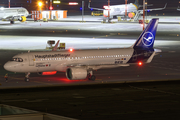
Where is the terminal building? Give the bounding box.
[31,10,67,20]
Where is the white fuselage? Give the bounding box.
[103,3,138,17]
[4,48,134,73]
[0,7,29,20]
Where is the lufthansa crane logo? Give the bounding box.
[142,32,154,46]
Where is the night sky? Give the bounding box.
[0,0,179,12]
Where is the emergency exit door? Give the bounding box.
[28,55,34,66]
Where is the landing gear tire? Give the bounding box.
[25,78,29,82]
[103,19,106,23]
[25,72,30,82]
[10,20,14,24]
[88,74,96,81]
[90,75,96,81]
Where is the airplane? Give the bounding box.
[4,18,160,82]
[177,7,180,11]
[0,7,29,24]
[88,0,167,22]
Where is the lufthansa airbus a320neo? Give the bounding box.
[4,18,160,81]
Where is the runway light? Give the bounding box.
[138,62,142,66]
[69,48,74,52]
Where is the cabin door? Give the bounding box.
[28,55,34,66]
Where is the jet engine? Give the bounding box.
[19,16,27,22]
[38,71,57,75]
[128,12,135,18]
[66,68,87,80]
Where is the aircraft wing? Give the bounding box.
[2,15,14,20]
[88,2,105,11]
[66,63,130,71]
[177,7,180,11]
[138,3,167,13]
[2,15,25,20]
[138,4,153,8]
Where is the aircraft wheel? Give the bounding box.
[89,75,96,81]
[103,19,106,23]
[10,20,14,24]
[25,78,29,82]
[91,75,96,81]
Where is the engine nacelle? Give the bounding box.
[37,71,57,76]
[66,68,87,80]
[128,12,135,18]
[19,16,26,22]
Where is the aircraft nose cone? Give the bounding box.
[4,62,11,71]
[4,62,17,72]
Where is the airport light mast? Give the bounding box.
[9,0,10,8]
[125,0,127,21]
[46,1,48,10]
[38,1,42,12]
[50,0,52,19]
[82,1,84,22]
[145,0,147,23]
[108,0,110,22]
[143,0,145,30]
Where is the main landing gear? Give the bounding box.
[25,72,30,82]
[87,71,96,81]
[10,20,14,24]
[103,18,112,23]
[10,18,15,24]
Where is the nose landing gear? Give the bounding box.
[25,72,30,82]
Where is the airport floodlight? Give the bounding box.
[103,6,108,9]
[38,2,43,7]
[53,1,61,4]
[69,2,78,5]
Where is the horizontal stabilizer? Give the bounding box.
[146,52,156,63]
[88,2,105,11]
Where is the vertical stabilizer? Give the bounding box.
[52,40,60,51]
[132,18,159,50]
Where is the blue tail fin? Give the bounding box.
[132,18,159,49]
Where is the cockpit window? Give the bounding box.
[11,58,23,62]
